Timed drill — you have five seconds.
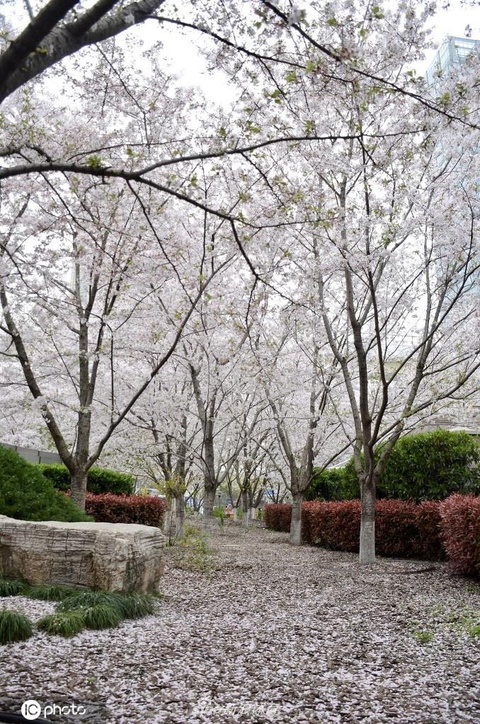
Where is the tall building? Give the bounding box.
[425,35,480,86]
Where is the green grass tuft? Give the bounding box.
[37,611,85,637]
[28,584,79,601]
[58,590,125,614]
[0,609,33,644]
[115,593,158,619]
[0,578,30,597]
[81,603,123,630]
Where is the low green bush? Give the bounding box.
[0,609,33,644]
[58,589,158,620]
[0,444,92,522]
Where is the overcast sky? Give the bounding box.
[158,1,479,101]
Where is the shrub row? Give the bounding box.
[440,495,480,577]
[86,493,167,528]
[265,495,480,574]
[38,463,134,495]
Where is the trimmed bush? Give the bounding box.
[86,492,167,527]
[415,501,444,561]
[308,431,480,503]
[440,494,480,577]
[375,500,417,557]
[263,504,291,533]
[266,499,444,560]
[0,444,92,522]
[38,463,134,495]
[0,609,33,644]
[302,500,361,551]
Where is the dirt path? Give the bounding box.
[1,521,479,722]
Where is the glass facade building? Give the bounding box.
[425,36,480,86]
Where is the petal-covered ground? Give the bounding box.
[1,522,479,723]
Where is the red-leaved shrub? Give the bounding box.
[415,501,444,560]
[263,504,291,532]
[266,499,444,560]
[375,500,419,557]
[303,500,360,551]
[85,493,167,527]
[440,494,480,577]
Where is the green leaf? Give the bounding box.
[86,155,104,169]
[285,70,298,83]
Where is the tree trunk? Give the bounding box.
[71,467,88,511]
[203,486,216,518]
[359,478,376,564]
[174,491,185,538]
[290,491,304,546]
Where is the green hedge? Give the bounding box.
[37,463,134,496]
[0,445,92,522]
[307,430,480,503]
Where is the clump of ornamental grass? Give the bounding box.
[115,592,159,620]
[81,603,123,630]
[37,611,85,638]
[28,584,78,602]
[58,589,158,622]
[0,609,33,644]
[0,577,30,597]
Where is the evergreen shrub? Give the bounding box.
[0,444,92,522]
[307,467,359,501]
[307,431,480,503]
[379,431,480,501]
[85,492,167,527]
[38,463,134,495]
[440,494,480,577]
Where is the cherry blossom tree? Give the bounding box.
[0,0,165,103]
